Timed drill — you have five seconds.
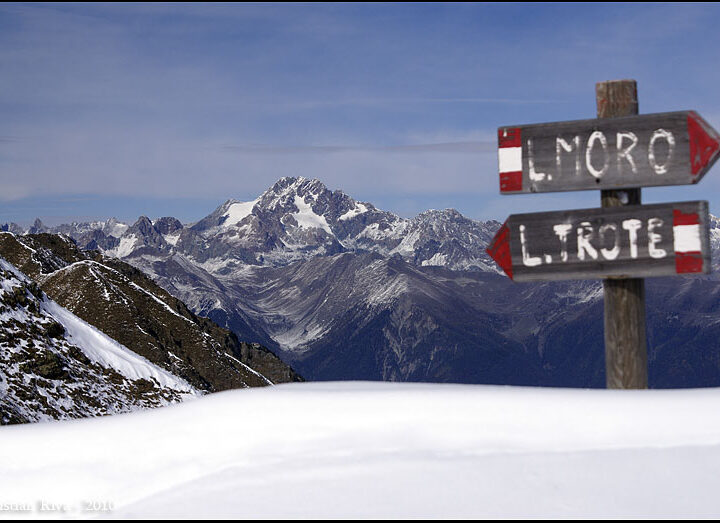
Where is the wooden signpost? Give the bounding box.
[487,79,720,389]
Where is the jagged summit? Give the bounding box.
[28,218,48,234]
[128,215,155,234]
[267,176,324,195]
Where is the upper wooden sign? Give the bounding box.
[497,111,720,194]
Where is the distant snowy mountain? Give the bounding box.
[9,177,720,387]
[0,255,198,424]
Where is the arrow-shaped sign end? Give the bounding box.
[486,221,514,280]
[688,111,720,180]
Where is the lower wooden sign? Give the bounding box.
[487,201,711,282]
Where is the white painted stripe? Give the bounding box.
[673,224,701,253]
[498,147,522,173]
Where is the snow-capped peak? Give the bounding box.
[258,176,328,211]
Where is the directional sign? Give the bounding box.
[498,111,720,194]
[486,201,710,282]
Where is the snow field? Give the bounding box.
[2,382,720,517]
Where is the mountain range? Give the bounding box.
[7,176,720,388]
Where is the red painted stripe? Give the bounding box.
[486,221,513,280]
[675,251,703,274]
[673,209,699,226]
[499,171,522,193]
[688,112,720,176]
[498,127,521,148]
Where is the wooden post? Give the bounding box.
[596,79,648,389]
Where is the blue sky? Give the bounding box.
[2,3,720,225]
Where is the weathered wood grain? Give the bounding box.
[604,277,647,388]
[597,78,647,390]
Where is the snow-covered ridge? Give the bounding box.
[0,257,197,394]
[0,256,26,282]
[42,299,196,393]
[0,232,297,394]
[0,255,201,424]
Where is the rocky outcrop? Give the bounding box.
[0,256,198,425]
[0,233,302,394]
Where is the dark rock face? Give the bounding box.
[77,229,120,251]
[154,217,183,235]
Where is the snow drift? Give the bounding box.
[1,382,720,518]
